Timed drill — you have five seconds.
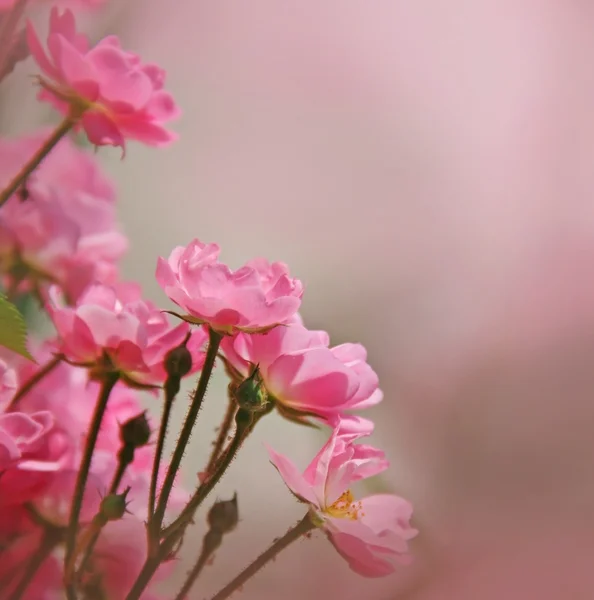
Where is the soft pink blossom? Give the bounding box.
[0,407,61,509]
[89,517,170,599]
[156,238,303,334]
[26,8,179,149]
[0,131,126,301]
[221,322,382,420]
[268,422,417,577]
[47,283,207,385]
[0,358,17,408]
[0,505,62,599]
[13,358,187,524]
[0,410,55,470]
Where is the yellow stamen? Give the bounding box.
[324,490,362,520]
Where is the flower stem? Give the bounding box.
[205,392,236,474]
[0,115,77,208]
[109,448,132,494]
[209,514,315,600]
[147,380,176,523]
[124,554,163,600]
[8,526,62,600]
[8,354,62,411]
[64,371,119,585]
[126,408,253,600]
[174,529,222,600]
[151,328,222,536]
[161,408,253,540]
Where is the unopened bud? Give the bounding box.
[231,365,269,412]
[99,487,131,521]
[120,411,151,448]
[207,492,239,534]
[164,334,193,379]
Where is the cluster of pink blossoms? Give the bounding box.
[0,2,417,599]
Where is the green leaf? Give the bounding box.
[0,294,34,361]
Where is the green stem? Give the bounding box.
[174,529,222,600]
[151,328,222,535]
[148,380,176,523]
[64,372,119,583]
[8,354,62,411]
[209,514,315,600]
[124,554,163,600]
[8,527,61,600]
[0,115,76,208]
[109,446,133,494]
[205,393,236,474]
[125,408,251,600]
[161,408,252,540]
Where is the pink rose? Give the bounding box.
[222,323,382,422]
[157,238,303,334]
[26,8,180,149]
[268,420,417,577]
[47,283,206,386]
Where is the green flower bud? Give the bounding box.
[99,487,131,522]
[231,365,269,412]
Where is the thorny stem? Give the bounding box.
[161,408,253,540]
[148,379,177,523]
[8,354,62,411]
[209,514,315,600]
[126,409,252,600]
[150,328,222,540]
[205,392,236,474]
[174,529,222,600]
[124,553,163,600]
[108,448,131,495]
[63,371,119,593]
[0,115,78,208]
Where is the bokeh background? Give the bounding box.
[5,1,594,598]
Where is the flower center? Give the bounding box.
[324,490,362,520]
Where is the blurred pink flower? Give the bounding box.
[268,421,417,577]
[12,357,187,524]
[0,358,17,408]
[0,131,126,301]
[221,323,382,422]
[47,283,207,385]
[156,238,303,334]
[0,410,56,470]
[26,8,179,149]
[0,405,61,509]
[89,517,169,599]
[0,506,62,599]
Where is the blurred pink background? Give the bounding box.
[5,1,594,598]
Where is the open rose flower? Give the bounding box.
[0,132,126,301]
[156,238,303,334]
[47,283,207,386]
[221,322,382,423]
[268,421,417,577]
[26,8,180,149]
